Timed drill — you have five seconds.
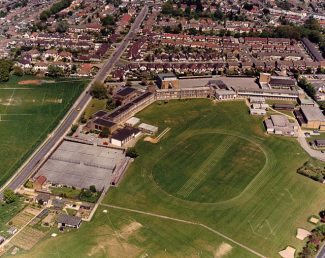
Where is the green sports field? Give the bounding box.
[0,77,87,186]
[11,99,325,258]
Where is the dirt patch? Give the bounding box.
[214,243,232,258]
[120,221,142,238]
[24,207,42,216]
[87,236,142,257]
[11,226,45,250]
[18,80,43,85]
[144,136,159,144]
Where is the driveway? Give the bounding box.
[297,129,325,162]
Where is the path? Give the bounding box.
[100,203,267,258]
[297,129,325,162]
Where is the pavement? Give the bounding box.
[297,129,325,162]
[0,5,148,195]
[317,244,325,258]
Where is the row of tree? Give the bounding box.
[40,0,72,21]
[0,59,13,82]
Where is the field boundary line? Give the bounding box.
[100,203,267,258]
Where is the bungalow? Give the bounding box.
[35,193,50,205]
[57,214,82,229]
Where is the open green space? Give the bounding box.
[50,187,81,199]
[11,99,325,258]
[83,98,107,120]
[0,76,88,186]
[0,198,25,238]
[153,133,265,203]
[10,207,256,258]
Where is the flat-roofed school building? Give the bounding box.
[294,105,325,130]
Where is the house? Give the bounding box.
[57,214,82,229]
[36,193,50,205]
[52,198,65,210]
[264,115,297,136]
[34,175,47,191]
[111,127,141,147]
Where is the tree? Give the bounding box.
[13,66,24,76]
[47,65,63,77]
[0,59,13,81]
[101,127,109,137]
[304,16,321,31]
[101,15,115,26]
[4,189,17,204]
[90,81,107,99]
[196,0,203,13]
[126,147,138,158]
[56,21,69,33]
[298,78,316,99]
[161,2,174,15]
[89,185,96,193]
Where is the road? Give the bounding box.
[297,129,325,162]
[317,244,325,258]
[1,5,148,193]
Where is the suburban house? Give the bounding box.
[57,214,82,229]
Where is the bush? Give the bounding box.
[4,189,17,204]
[89,185,96,193]
[126,147,138,158]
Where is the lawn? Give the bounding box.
[10,207,256,258]
[50,187,81,199]
[0,198,25,238]
[0,76,88,186]
[83,98,107,120]
[9,99,325,258]
[153,133,265,202]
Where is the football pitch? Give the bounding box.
[12,99,325,258]
[0,77,88,186]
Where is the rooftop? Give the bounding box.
[301,106,325,122]
[57,214,82,226]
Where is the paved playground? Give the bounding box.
[34,141,126,190]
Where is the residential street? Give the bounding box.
[0,5,148,195]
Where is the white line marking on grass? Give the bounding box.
[101,204,267,258]
[177,136,236,198]
[3,89,15,115]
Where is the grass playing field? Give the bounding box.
[10,99,325,258]
[0,76,88,186]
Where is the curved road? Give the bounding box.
[1,5,148,193]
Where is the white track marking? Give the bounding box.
[177,136,236,198]
[101,203,267,258]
